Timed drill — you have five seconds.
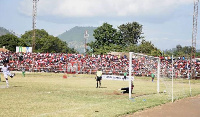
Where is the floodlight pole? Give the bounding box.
[32,0,39,52]
[129,52,133,99]
[84,30,89,54]
[191,0,199,79]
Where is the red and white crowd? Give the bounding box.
[1,52,200,78]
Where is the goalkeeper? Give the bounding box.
[119,80,134,94]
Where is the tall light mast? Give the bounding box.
[84,30,89,54]
[32,0,39,52]
[191,0,199,79]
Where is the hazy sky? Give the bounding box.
[0,0,199,50]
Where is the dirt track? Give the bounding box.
[126,94,200,117]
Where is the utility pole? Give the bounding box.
[84,30,89,54]
[191,0,199,79]
[32,0,39,52]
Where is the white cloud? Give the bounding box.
[15,0,195,50]
[19,0,193,18]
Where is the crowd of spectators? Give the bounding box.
[0,52,129,75]
[1,52,200,78]
[160,57,200,79]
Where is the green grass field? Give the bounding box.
[0,73,200,117]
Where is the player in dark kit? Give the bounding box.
[119,80,134,94]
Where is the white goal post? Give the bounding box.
[128,52,160,99]
[129,52,133,99]
[128,52,194,102]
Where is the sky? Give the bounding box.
[0,0,199,51]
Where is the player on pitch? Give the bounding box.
[1,63,15,87]
[119,80,134,94]
[151,73,155,82]
[96,68,102,88]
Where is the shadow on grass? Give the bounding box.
[12,86,23,87]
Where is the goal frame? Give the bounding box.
[129,52,160,99]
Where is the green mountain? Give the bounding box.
[58,26,97,53]
[0,27,12,36]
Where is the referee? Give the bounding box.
[96,68,102,88]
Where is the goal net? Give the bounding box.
[159,56,193,102]
[129,52,194,102]
[128,52,160,99]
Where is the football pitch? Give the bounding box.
[0,73,200,117]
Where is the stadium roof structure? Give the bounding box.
[0,48,10,52]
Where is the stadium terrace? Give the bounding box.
[0,52,200,79]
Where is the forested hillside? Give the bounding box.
[0,27,12,36]
[58,26,97,53]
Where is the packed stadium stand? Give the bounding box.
[0,52,200,79]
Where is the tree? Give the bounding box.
[182,46,192,57]
[151,49,162,57]
[20,29,49,48]
[173,45,192,57]
[176,45,182,52]
[138,40,154,54]
[89,23,121,54]
[124,44,139,53]
[118,22,143,45]
[20,29,77,53]
[137,39,161,56]
[88,22,152,55]
[164,51,173,57]
[0,34,19,52]
[164,45,193,58]
[93,23,118,47]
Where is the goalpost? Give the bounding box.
[129,52,133,99]
[160,55,194,102]
[128,52,160,99]
[128,52,196,101]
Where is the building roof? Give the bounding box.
[0,48,10,52]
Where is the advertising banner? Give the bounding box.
[102,75,133,81]
[16,46,32,53]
